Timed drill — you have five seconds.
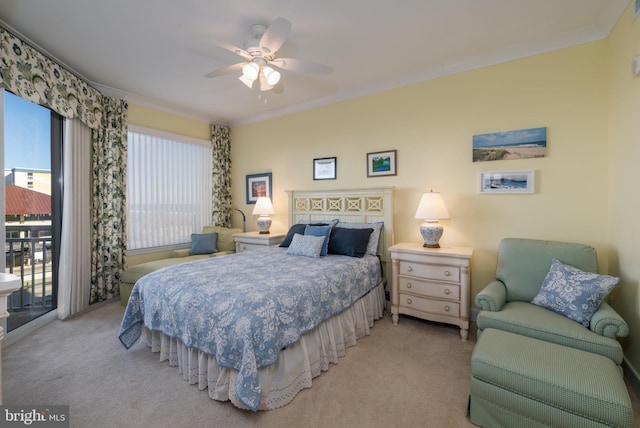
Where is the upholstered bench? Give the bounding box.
[470,328,633,428]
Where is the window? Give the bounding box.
[127,126,212,251]
[2,90,61,332]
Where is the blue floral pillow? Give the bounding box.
[286,234,325,258]
[531,259,619,327]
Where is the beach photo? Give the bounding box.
[480,170,535,194]
[473,127,547,162]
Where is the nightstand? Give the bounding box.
[389,243,473,340]
[233,231,285,253]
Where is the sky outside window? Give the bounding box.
[4,91,51,171]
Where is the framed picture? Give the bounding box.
[246,172,272,204]
[635,0,640,21]
[313,157,337,180]
[473,127,547,162]
[366,150,397,177]
[480,170,535,194]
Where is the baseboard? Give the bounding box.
[623,356,640,399]
[4,310,58,348]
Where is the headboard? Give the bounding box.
[286,187,395,284]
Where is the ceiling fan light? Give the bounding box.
[263,66,281,85]
[242,62,259,81]
[238,74,254,88]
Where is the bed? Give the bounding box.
[119,187,395,411]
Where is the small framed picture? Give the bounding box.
[246,172,272,204]
[313,157,337,180]
[366,150,397,177]
[635,0,640,21]
[480,170,535,194]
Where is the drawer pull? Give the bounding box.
[444,270,451,277]
[406,283,412,289]
[444,288,451,295]
[444,305,451,312]
[407,298,412,305]
[406,266,413,272]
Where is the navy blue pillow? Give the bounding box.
[328,227,373,258]
[280,223,330,247]
[190,232,218,255]
[304,225,332,256]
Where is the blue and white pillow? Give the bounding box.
[531,258,619,327]
[286,233,325,258]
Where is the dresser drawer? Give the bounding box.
[399,277,460,300]
[399,261,460,282]
[398,293,460,317]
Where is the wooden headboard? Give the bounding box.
[286,187,395,284]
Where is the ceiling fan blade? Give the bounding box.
[204,62,245,78]
[210,39,252,61]
[259,17,291,55]
[270,58,333,75]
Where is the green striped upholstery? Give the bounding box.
[477,301,624,364]
[470,329,633,428]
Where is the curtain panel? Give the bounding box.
[0,27,103,130]
[90,97,128,303]
[58,119,92,318]
[211,124,232,227]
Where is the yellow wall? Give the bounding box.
[127,104,210,140]
[607,4,640,377]
[231,40,610,300]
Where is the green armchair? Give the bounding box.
[475,238,628,365]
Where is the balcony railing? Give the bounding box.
[5,225,53,311]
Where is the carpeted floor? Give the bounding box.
[2,301,639,428]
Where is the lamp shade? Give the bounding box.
[414,191,450,220]
[252,197,274,215]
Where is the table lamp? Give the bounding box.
[252,197,275,234]
[414,191,450,248]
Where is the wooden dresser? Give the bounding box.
[389,243,473,340]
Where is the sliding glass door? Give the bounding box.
[2,90,61,331]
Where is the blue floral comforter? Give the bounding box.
[118,246,382,411]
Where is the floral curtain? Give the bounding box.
[90,97,128,303]
[0,27,103,130]
[1,26,129,305]
[211,124,232,227]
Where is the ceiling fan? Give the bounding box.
[204,17,332,91]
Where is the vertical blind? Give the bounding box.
[127,126,212,250]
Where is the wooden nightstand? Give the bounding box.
[233,231,285,253]
[389,243,473,340]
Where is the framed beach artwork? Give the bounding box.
[480,170,535,194]
[473,127,547,162]
[366,150,397,177]
[246,172,272,204]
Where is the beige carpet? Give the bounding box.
[2,302,639,428]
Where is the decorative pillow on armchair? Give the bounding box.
[190,232,218,255]
[531,258,619,327]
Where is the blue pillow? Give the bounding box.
[304,225,332,256]
[336,221,383,255]
[190,232,218,255]
[279,223,329,247]
[328,227,373,257]
[531,258,619,327]
[286,233,325,258]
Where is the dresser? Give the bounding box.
[389,243,473,340]
[233,231,285,253]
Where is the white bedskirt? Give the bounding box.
[142,281,386,410]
